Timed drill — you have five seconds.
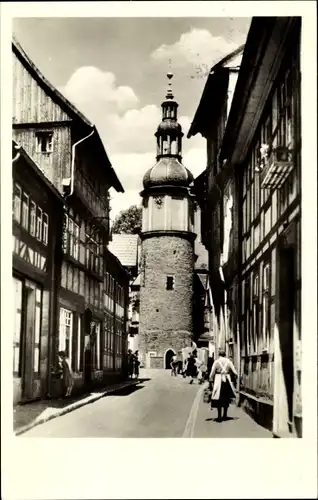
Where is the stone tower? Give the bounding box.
[139,72,196,369]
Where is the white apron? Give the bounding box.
[211,358,236,401]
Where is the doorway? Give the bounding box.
[13,277,42,401]
[278,231,295,429]
[165,349,175,369]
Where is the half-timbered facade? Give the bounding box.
[189,45,244,364]
[12,141,64,403]
[189,17,301,437]
[12,38,128,398]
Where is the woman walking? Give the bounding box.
[209,349,238,421]
[186,352,198,384]
[133,350,140,379]
[127,349,134,379]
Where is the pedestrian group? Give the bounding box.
[127,349,140,379]
[58,340,238,423]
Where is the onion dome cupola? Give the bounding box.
[141,71,195,235]
[142,71,193,190]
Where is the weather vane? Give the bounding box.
[166,59,174,99]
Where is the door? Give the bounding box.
[22,280,42,400]
[165,349,175,369]
[278,235,295,429]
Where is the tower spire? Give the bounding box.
[166,59,174,100]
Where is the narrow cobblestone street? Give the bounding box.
[22,369,271,438]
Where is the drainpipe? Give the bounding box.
[12,150,21,163]
[48,128,95,396]
[65,127,95,201]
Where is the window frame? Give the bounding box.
[30,201,36,237]
[59,307,73,366]
[21,192,29,230]
[35,131,54,154]
[36,206,43,241]
[13,183,22,223]
[166,275,175,291]
[42,213,49,245]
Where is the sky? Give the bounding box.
[13,17,251,221]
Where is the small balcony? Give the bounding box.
[260,146,294,190]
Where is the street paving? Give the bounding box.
[22,369,271,438]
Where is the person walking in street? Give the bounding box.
[133,350,140,379]
[127,349,134,379]
[58,350,74,398]
[170,353,178,376]
[186,352,198,384]
[209,349,238,422]
[198,359,208,384]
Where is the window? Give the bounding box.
[67,265,73,291]
[262,263,270,349]
[91,321,101,370]
[21,192,29,229]
[30,202,36,236]
[13,183,22,223]
[77,316,81,372]
[34,288,42,373]
[251,182,255,221]
[272,89,278,132]
[253,274,259,300]
[242,200,246,234]
[264,207,271,236]
[36,207,42,241]
[36,131,53,153]
[254,224,260,250]
[79,271,85,296]
[73,267,79,294]
[59,308,73,363]
[241,280,245,312]
[13,277,23,375]
[63,214,80,260]
[42,213,49,245]
[166,276,175,290]
[254,173,260,217]
[252,273,259,353]
[86,228,100,274]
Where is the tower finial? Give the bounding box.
[166,59,174,100]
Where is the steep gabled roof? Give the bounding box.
[188,44,245,139]
[12,36,92,127]
[12,36,124,193]
[108,234,139,268]
[220,17,300,165]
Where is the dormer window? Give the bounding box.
[36,131,53,153]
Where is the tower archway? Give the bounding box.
[164,348,176,369]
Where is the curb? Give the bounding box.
[15,379,141,436]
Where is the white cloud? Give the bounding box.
[151,28,239,68]
[61,64,206,222]
[183,147,206,178]
[109,105,161,154]
[62,66,139,114]
[62,67,161,155]
[110,151,156,192]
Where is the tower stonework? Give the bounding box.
[139,72,196,369]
